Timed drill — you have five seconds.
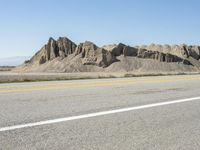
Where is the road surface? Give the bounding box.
[0,75,200,150]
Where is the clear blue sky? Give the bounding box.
[0,0,200,58]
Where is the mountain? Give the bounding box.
[14,37,200,73]
[0,56,31,66]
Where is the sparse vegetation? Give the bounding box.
[0,72,199,84]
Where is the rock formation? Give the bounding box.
[15,36,200,73]
[28,37,77,65]
[75,41,117,67]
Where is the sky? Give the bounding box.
[0,0,200,58]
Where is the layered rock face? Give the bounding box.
[104,43,193,65]
[19,37,200,73]
[138,44,200,66]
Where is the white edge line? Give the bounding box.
[1,96,200,132]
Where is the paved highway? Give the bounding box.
[0,75,200,150]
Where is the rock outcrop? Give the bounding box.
[123,46,138,57]
[29,37,77,65]
[15,36,200,73]
[75,41,117,67]
[137,48,191,64]
[140,44,200,61]
[57,37,77,58]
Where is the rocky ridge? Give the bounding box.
[15,37,200,73]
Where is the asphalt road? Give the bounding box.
[0,75,200,150]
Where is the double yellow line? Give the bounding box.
[0,76,199,93]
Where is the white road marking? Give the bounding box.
[1,96,200,132]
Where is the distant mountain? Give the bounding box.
[0,56,31,66]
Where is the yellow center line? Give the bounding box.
[0,79,134,89]
[0,77,199,93]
